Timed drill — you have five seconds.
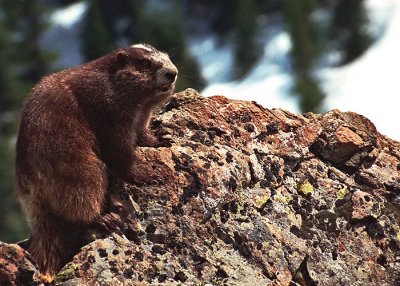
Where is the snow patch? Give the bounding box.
[365,0,397,37]
[42,2,87,68]
[188,36,234,83]
[323,0,400,140]
[50,2,87,29]
[189,25,297,112]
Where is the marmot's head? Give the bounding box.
[109,44,178,105]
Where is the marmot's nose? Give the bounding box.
[165,71,177,83]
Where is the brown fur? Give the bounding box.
[15,44,177,277]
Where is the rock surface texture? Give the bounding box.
[1,89,400,285]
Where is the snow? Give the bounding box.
[188,36,234,83]
[365,0,397,37]
[50,2,86,29]
[323,0,400,140]
[197,25,299,113]
[42,2,87,69]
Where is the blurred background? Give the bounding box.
[0,0,398,242]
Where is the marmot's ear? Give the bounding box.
[116,50,129,67]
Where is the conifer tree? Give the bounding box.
[126,0,147,42]
[0,3,29,242]
[233,0,259,79]
[81,0,112,61]
[331,0,371,64]
[211,2,236,39]
[284,0,325,112]
[0,26,19,114]
[0,0,55,242]
[17,0,53,83]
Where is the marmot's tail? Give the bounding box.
[28,208,83,280]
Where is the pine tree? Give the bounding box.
[331,0,371,64]
[81,0,113,61]
[0,3,28,242]
[233,0,259,79]
[17,0,53,83]
[0,25,19,114]
[295,74,326,113]
[0,0,54,242]
[211,2,237,39]
[126,0,147,42]
[284,0,325,112]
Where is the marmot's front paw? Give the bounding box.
[153,137,173,147]
[138,132,172,148]
[137,132,159,147]
[92,213,123,235]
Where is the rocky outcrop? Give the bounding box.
[1,89,400,285]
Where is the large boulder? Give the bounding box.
[1,89,399,285]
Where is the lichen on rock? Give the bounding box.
[1,88,400,285]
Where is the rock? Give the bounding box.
[351,190,381,220]
[0,242,42,286]
[1,89,400,285]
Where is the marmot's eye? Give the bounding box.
[139,59,151,68]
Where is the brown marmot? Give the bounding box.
[15,43,178,279]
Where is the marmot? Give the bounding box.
[15,44,178,279]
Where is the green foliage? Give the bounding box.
[331,0,372,65]
[284,0,325,113]
[0,24,20,112]
[15,0,54,83]
[0,136,28,242]
[233,0,260,79]
[0,0,54,242]
[81,0,112,61]
[211,2,237,39]
[126,0,147,41]
[295,75,325,113]
[284,0,319,73]
[0,2,29,242]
